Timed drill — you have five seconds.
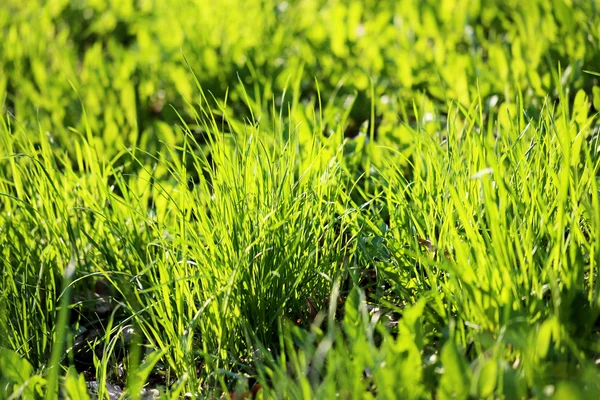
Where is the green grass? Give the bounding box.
[1,0,600,399]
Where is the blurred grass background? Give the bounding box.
[2,0,599,160]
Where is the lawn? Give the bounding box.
[1,0,600,398]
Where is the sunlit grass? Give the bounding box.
[2,83,600,398]
[2,0,600,399]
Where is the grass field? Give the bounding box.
[1,0,600,398]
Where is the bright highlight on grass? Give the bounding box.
[1,0,600,399]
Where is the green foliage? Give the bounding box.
[0,348,44,399]
[2,0,599,161]
[1,0,600,398]
[63,368,91,400]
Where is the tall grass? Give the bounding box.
[0,84,356,396]
[2,81,600,398]
[1,0,600,398]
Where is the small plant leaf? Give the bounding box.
[0,348,38,400]
[126,350,166,400]
[592,86,600,111]
[439,340,471,399]
[0,348,33,385]
[476,359,498,398]
[343,287,364,341]
[63,367,90,400]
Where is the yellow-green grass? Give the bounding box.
[1,0,600,398]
